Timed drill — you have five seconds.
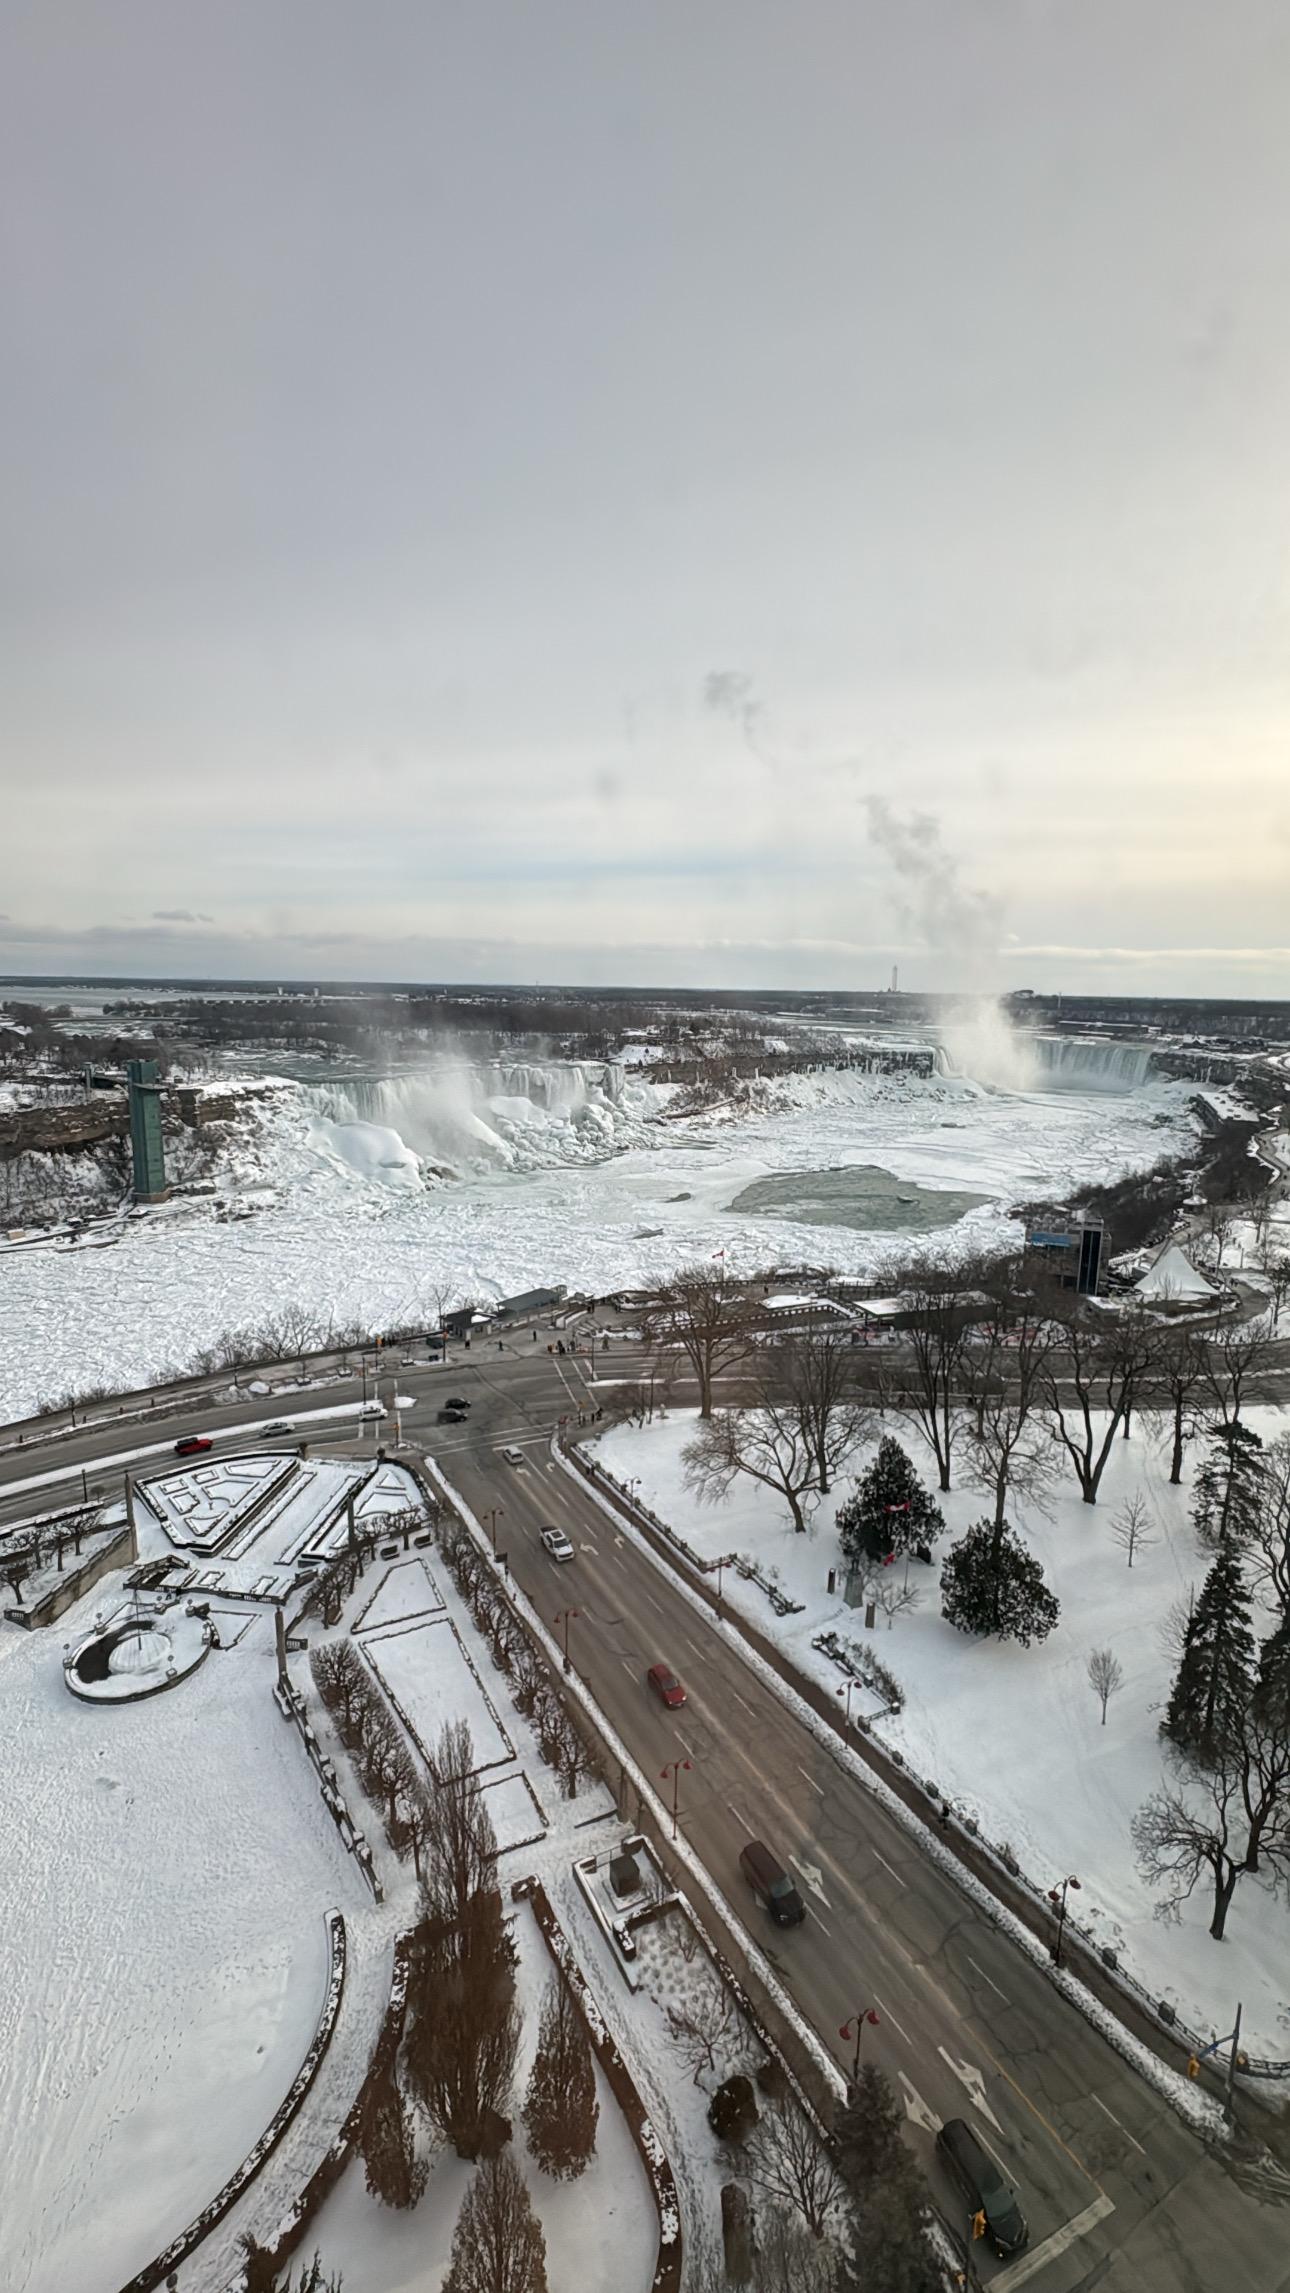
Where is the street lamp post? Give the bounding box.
[484,1506,504,1555]
[839,2007,880,2093]
[835,1677,858,1728]
[660,1757,692,1840]
[1048,1873,1081,1968]
[554,1608,580,1673]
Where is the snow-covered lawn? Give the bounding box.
[362,1616,515,1775]
[589,1405,1290,2057]
[0,1582,360,2293]
[308,1909,656,2293]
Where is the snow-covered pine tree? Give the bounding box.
[1162,1545,1255,1763]
[1193,1421,1266,1552]
[939,1519,1060,1646]
[835,1437,944,1567]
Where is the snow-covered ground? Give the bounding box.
[589,1405,1290,2058]
[0,1063,1202,1420]
[0,1578,362,2293]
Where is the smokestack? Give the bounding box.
[890,965,898,994]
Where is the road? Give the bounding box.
[4,1339,1290,2288]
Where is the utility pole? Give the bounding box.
[484,1507,504,1555]
[554,1607,579,1673]
[1048,1873,1081,1968]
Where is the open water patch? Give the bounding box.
[727,1163,990,1234]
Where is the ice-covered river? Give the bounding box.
[0,1055,1200,1419]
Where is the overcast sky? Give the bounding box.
[3,3,1288,996]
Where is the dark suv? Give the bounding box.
[738,1838,806,1926]
[935,2118,1028,2257]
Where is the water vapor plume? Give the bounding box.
[703,670,768,763]
[864,798,1035,1089]
[864,798,1003,981]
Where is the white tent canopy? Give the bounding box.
[1134,1242,1222,1302]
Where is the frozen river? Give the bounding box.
[0,1063,1200,1420]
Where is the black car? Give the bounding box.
[935,2119,1028,2257]
[437,1404,469,1424]
[738,1838,806,1927]
[445,1396,471,1410]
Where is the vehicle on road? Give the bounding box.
[738,1838,806,1927]
[438,1405,469,1424]
[444,1396,471,1410]
[540,1526,575,1562]
[259,1420,293,1438]
[174,1435,212,1456]
[935,2119,1028,2257]
[358,1401,386,1420]
[501,1446,526,1466]
[646,1662,687,1709]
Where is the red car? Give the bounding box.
[174,1435,213,1456]
[647,1662,687,1710]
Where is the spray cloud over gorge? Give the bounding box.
[864,797,1040,1090]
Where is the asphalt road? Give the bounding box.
[4,1339,1290,2289]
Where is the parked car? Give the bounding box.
[259,1420,293,1438]
[501,1446,526,1466]
[646,1662,687,1709]
[540,1526,575,1562]
[935,2120,1028,2257]
[174,1435,212,1456]
[738,1838,806,1927]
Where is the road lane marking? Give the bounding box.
[728,1802,754,1836]
[937,2048,1004,2133]
[728,1685,757,1719]
[872,1993,911,2045]
[991,2194,1115,2290]
[789,1855,831,1907]
[987,2056,1101,2189]
[796,1765,825,1795]
[676,1731,699,1760]
[966,1952,1009,2004]
[872,1850,906,1889]
[898,2074,940,2133]
[810,1912,834,1939]
[1089,2093,1146,2155]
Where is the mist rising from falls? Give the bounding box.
[302,1058,640,1177]
[937,1008,1155,1095]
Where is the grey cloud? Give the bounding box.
[152,908,213,924]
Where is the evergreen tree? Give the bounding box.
[356,2051,427,2208]
[522,1975,598,2180]
[1193,1422,1266,1552]
[442,2150,549,2293]
[832,2067,939,2293]
[1254,1616,1290,1738]
[1163,1546,1255,1763]
[940,1519,1060,1646]
[836,1439,944,1567]
[404,1889,520,2160]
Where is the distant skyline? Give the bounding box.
[4,4,1289,998]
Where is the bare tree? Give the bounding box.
[893,1268,973,1492]
[1132,1722,1290,1941]
[1044,1306,1157,1504]
[684,1403,818,1534]
[639,1265,752,1419]
[664,1983,741,2087]
[873,1574,923,1631]
[423,1719,499,1930]
[441,2149,549,2293]
[1248,1434,1290,1619]
[1149,1324,1209,1485]
[745,2101,845,2240]
[1111,1493,1157,1570]
[1087,1647,1124,1724]
[1254,1235,1290,1328]
[1199,1317,1276,1430]
[780,1330,873,1493]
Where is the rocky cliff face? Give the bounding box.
[0,1081,272,1227]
